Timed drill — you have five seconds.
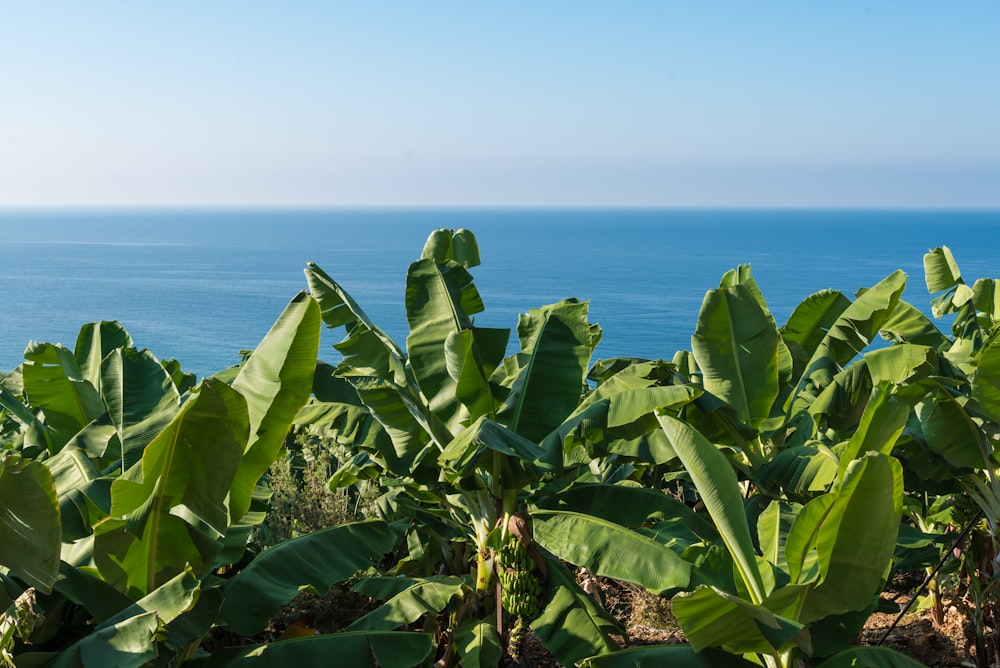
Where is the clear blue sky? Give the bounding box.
[1,2,997,207]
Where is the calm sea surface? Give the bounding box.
[1,207,998,377]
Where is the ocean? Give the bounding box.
[1,207,998,377]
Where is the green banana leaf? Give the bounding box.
[719,265,793,387]
[756,500,802,574]
[804,359,872,435]
[229,291,321,524]
[836,384,909,479]
[305,261,408,383]
[788,271,907,418]
[816,646,930,667]
[444,327,509,423]
[102,378,249,595]
[530,554,624,666]
[439,417,550,488]
[293,399,386,451]
[455,616,503,668]
[924,246,962,293]
[44,611,160,668]
[0,382,38,431]
[578,645,760,667]
[864,345,938,404]
[754,445,838,503]
[658,414,766,604]
[45,446,109,544]
[220,520,401,636]
[532,483,718,543]
[781,289,852,381]
[784,494,834,585]
[532,509,692,595]
[72,320,133,390]
[202,632,434,668]
[405,258,483,433]
[877,300,949,350]
[21,342,105,451]
[924,246,973,319]
[798,453,903,623]
[96,567,200,631]
[54,562,132,623]
[917,383,993,470]
[496,299,601,442]
[539,375,700,470]
[672,585,806,655]
[972,277,1000,321]
[0,454,60,593]
[972,330,1000,424]
[345,576,466,631]
[100,347,181,472]
[691,283,780,429]
[15,570,197,668]
[352,378,440,478]
[421,227,481,268]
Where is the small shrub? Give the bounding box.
[251,434,375,552]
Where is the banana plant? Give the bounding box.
[0,292,414,666]
[541,407,914,667]
[303,229,658,666]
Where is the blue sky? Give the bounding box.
[1,2,997,207]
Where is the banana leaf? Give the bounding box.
[455,616,503,668]
[530,555,624,666]
[532,509,692,595]
[421,228,480,268]
[496,299,601,442]
[579,645,759,667]
[691,283,780,429]
[305,262,407,383]
[21,342,105,451]
[100,347,181,472]
[102,378,248,595]
[797,453,903,623]
[658,414,766,604]
[405,258,483,434]
[788,271,907,418]
[202,632,434,668]
[672,585,806,655]
[345,576,466,631]
[0,454,60,593]
[229,291,321,524]
[220,520,402,636]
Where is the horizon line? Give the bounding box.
[2,203,999,213]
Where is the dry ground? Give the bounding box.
[260,567,986,667]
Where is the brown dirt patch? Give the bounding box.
[265,569,986,667]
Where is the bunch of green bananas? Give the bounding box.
[497,533,541,619]
[497,531,543,661]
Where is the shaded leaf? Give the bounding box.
[673,585,805,655]
[0,455,60,593]
[345,576,465,631]
[531,555,623,666]
[202,632,434,668]
[532,510,692,595]
[455,616,503,668]
[579,645,759,667]
[221,520,401,636]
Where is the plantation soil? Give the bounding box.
[266,573,983,667]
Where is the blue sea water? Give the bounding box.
[1,207,998,377]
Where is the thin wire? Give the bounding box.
[877,509,984,646]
